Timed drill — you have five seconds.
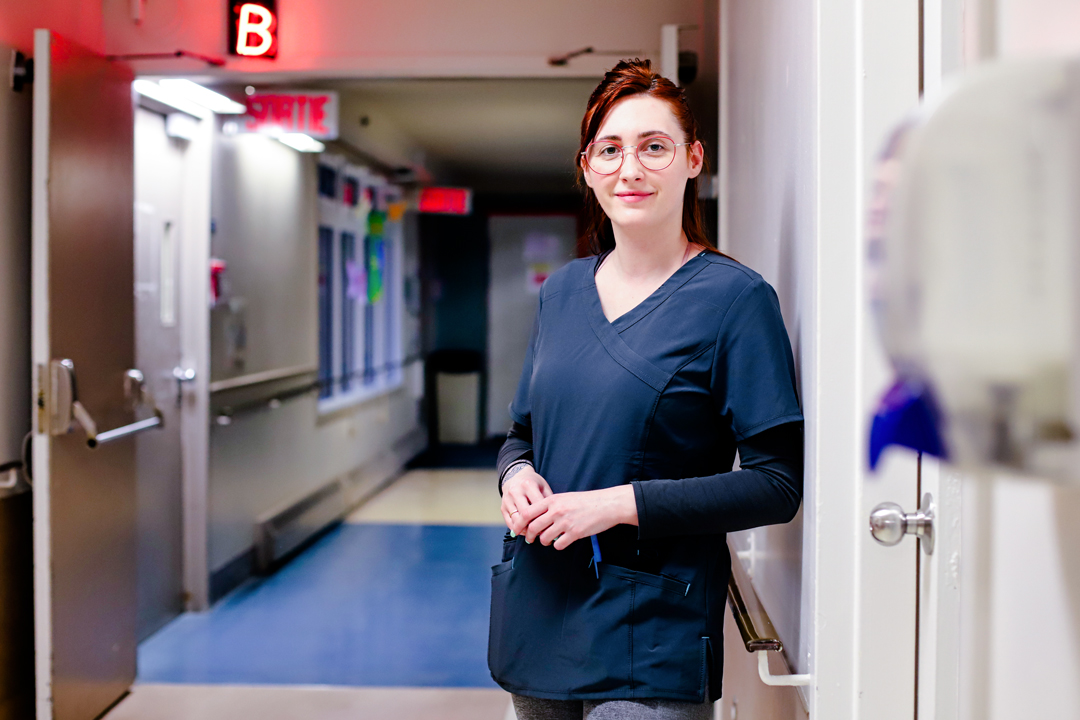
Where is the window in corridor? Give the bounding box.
[317,156,404,411]
[317,225,334,399]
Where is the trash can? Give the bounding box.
[425,349,485,445]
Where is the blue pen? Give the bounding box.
[590,535,602,578]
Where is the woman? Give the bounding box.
[490,59,803,720]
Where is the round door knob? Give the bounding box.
[868,493,935,555]
[869,502,906,546]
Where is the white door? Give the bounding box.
[31,29,152,720]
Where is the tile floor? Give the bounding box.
[107,468,515,720]
[105,684,514,720]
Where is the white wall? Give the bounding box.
[210,133,317,381]
[719,0,924,717]
[486,215,577,437]
[720,0,816,680]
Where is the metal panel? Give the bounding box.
[32,30,137,720]
[133,108,185,641]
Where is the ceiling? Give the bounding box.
[319,78,600,194]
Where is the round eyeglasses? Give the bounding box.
[581,136,691,175]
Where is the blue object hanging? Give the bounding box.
[869,376,948,470]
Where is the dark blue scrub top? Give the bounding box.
[489,249,802,703]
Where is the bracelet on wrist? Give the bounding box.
[499,460,533,492]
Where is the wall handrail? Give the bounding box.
[209,364,319,394]
[726,538,812,688]
[211,356,425,424]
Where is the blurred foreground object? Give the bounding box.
[868,58,1080,484]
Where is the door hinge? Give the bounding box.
[10,50,33,92]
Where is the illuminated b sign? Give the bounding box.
[229,0,278,58]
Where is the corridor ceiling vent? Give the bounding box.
[157,79,246,114]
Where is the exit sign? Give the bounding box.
[229,0,278,58]
[419,187,473,215]
[243,91,339,139]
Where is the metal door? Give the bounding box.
[133,107,187,641]
[31,30,147,720]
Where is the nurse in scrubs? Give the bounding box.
[491,59,804,720]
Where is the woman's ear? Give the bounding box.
[581,156,595,189]
[686,141,704,179]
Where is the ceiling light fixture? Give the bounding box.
[277,133,325,153]
[132,79,208,117]
[158,79,247,114]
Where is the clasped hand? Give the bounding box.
[501,467,637,551]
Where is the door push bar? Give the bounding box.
[726,538,812,688]
[43,359,164,448]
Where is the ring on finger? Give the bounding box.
[510,510,520,517]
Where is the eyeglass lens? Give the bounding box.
[586,137,678,174]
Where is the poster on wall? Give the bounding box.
[366,209,387,304]
[523,231,563,293]
[345,258,367,302]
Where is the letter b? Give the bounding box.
[237,3,274,56]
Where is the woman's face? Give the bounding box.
[582,95,703,236]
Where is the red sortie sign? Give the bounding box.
[243,92,340,140]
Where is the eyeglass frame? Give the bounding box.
[579,135,694,175]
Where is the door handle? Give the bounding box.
[172,366,196,406]
[45,360,164,448]
[869,492,935,555]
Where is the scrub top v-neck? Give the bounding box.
[489,249,802,703]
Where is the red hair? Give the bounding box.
[577,58,721,257]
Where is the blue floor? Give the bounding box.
[139,524,505,687]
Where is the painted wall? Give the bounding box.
[486,215,577,437]
[0,1,106,54]
[719,0,817,696]
[210,132,317,381]
[207,130,424,578]
[97,0,707,80]
[719,0,925,717]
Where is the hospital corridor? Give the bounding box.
[1,2,1080,720]
[108,467,513,720]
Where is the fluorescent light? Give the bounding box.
[277,133,325,153]
[158,79,247,114]
[133,79,207,117]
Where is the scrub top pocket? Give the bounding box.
[489,543,572,695]
[556,562,708,700]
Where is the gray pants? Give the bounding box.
[511,694,714,720]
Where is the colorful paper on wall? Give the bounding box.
[387,200,407,223]
[523,232,563,294]
[345,259,367,301]
[366,237,385,303]
[365,206,388,305]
